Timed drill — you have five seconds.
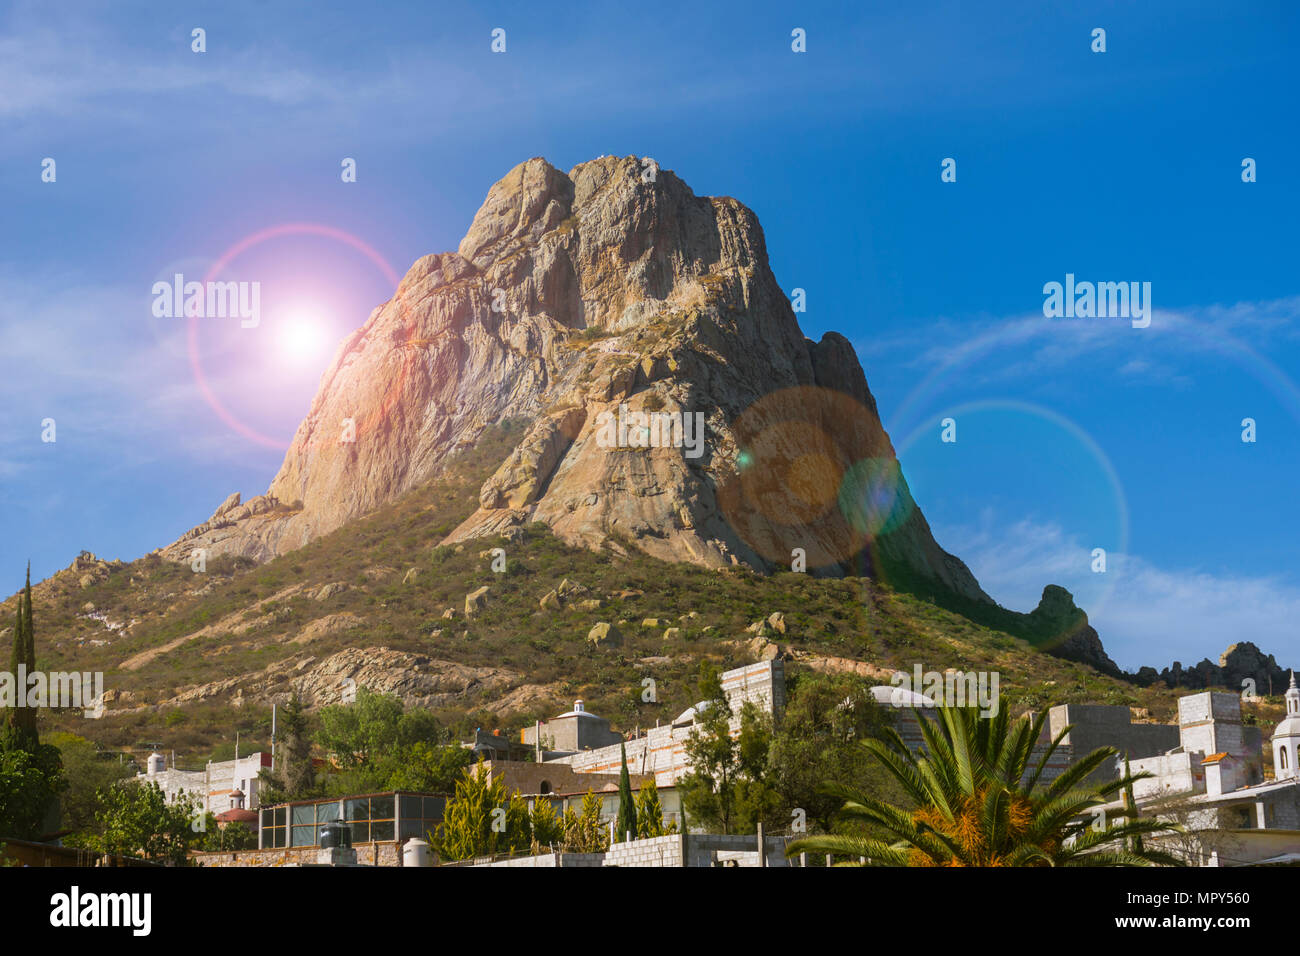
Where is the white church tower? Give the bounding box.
[1272,671,1300,780]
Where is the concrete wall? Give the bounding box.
[604,833,685,867]
[477,760,652,797]
[1131,752,1203,800]
[521,709,622,753]
[469,832,789,867]
[1179,692,1246,759]
[1048,704,1180,782]
[483,851,606,868]
[551,660,785,787]
[682,833,789,868]
[140,752,270,812]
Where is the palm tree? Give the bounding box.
[787,705,1184,866]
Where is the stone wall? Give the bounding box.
[193,840,402,867]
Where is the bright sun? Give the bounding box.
[275,312,329,364]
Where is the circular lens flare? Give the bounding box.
[189,222,401,450]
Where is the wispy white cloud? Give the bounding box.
[858,296,1300,376]
[940,515,1300,674]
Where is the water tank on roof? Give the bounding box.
[147,753,166,775]
[320,819,352,850]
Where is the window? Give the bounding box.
[539,780,551,794]
[1282,748,1290,771]
[260,792,447,848]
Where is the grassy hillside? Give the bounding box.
[5,421,1284,767]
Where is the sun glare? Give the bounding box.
[275,311,330,365]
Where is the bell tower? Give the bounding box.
[1272,671,1300,780]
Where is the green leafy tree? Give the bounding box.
[635,780,668,838]
[3,565,39,752]
[380,740,473,793]
[313,688,458,798]
[677,666,776,834]
[435,762,530,861]
[91,781,199,866]
[47,732,133,836]
[732,702,780,832]
[676,665,739,833]
[530,796,563,850]
[561,790,609,853]
[614,744,636,842]
[200,819,258,852]
[767,672,909,833]
[787,706,1186,867]
[0,569,65,838]
[318,687,442,766]
[503,790,532,854]
[0,747,64,839]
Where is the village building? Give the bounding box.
[1102,678,1300,866]
[137,750,270,816]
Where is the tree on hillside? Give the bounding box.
[3,565,40,752]
[767,671,910,834]
[258,692,318,805]
[317,687,406,766]
[530,796,563,850]
[561,790,609,853]
[0,567,65,838]
[46,732,134,836]
[436,761,516,861]
[635,779,669,838]
[381,740,473,794]
[90,781,199,866]
[786,706,1185,867]
[312,686,464,797]
[614,744,636,842]
[677,664,776,834]
[281,692,316,797]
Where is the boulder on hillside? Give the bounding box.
[588,622,622,648]
[465,586,490,616]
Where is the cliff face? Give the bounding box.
[164,156,990,604]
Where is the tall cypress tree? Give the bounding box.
[614,743,636,843]
[3,564,38,753]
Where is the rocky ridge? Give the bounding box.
[162,155,990,603]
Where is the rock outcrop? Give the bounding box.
[1021,585,1121,676]
[161,156,988,601]
[1136,641,1292,692]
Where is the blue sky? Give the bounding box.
[1,0,1297,670]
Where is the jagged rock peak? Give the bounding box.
[161,156,990,605]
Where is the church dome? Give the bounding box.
[1272,671,1300,740]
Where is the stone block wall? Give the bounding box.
[482,852,606,867]
[193,840,402,867]
[604,833,686,867]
